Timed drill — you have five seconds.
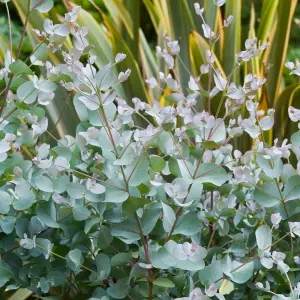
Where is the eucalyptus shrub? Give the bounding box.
[0,0,300,299]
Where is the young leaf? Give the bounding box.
[161,202,176,233]
[9,61,33,75]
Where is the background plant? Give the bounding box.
[0,1,300,300]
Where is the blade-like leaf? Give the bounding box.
[257,0,279,44]
[266,0,297,107]
[76,7,114,68]
[223,0,242,85]
[100,11,150,105]
[165,0,195,91]
[120,0,140,59]
[103,0,134,39]
[189,30,225,112]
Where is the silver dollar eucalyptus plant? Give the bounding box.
[0,0,300,299]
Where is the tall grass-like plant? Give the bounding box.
[0,1,300,300]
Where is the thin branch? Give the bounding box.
[5,2,13,63]
[0,0,31,116]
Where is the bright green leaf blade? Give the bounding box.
[223,0,242,85]
[266,0,297,107]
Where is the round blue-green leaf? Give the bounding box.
[0,216,16,234]
[73,205,91,221]
[66,249,83,272]
[253,183,281,207]
[36,176,53,193]
[67,182,86,199]
[111,252,132,267]
[196,163,231,186]
[98,226,113,249]
[256,225,272,250]
[0,191,11,214]
[230,261,254,284]
[153,278,175,288]
[174,214,201,235]
[107,278,129,299]
[150,155,166,172]
[0,267,13,287]
[96,253,111,280]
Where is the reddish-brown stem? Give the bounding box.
[135,213,153,300]
[208,192,215,247]
[0,0,31,117]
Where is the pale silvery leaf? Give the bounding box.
[31,0,53,13]
[44,19,70,36]
[36,176,53,193]
[288,106,300,122]
[61,81,74,91]
[214,0,226,6]
[17,81,37,104]
[102,90,117,105]
[261,256,273,269]
[166,37,180,55]
[161,202,176,232]
[277,261,290,274]
[206,283,218,297]
[294,255,300,265]
[113,146,135,166]
[208,118,226,143]
[145,77,157,88]
[202,24,215,39]
[289,222,300,237]
[166,75,178,90]
[0,140,10,153]
[64,5,80,22]
[54,156,70,172]
[73,34,89,51]
[224,15,233,27]
[20,234,36,249]
[194,3,204,15]
[115,53,126,63]
[188,76,199,91]
[37,79,57,93]
[172,242,207,263]
[200,64,209,74]
[227,83,245,99]
[206,50,215,64]
[214,70,227,91]
[32,117,48,136]
[164,182,188,200]
[290,64,300,76]
[86,178,106,194]
[271,213,282,229]
[285,62,295,70]
[53,24,70,36]
[38,91,55,105]
[164,52,174,69]
[118,69,131,82]
[259,109,275,131]
[78,95,100,110]
[256,225,272,250]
